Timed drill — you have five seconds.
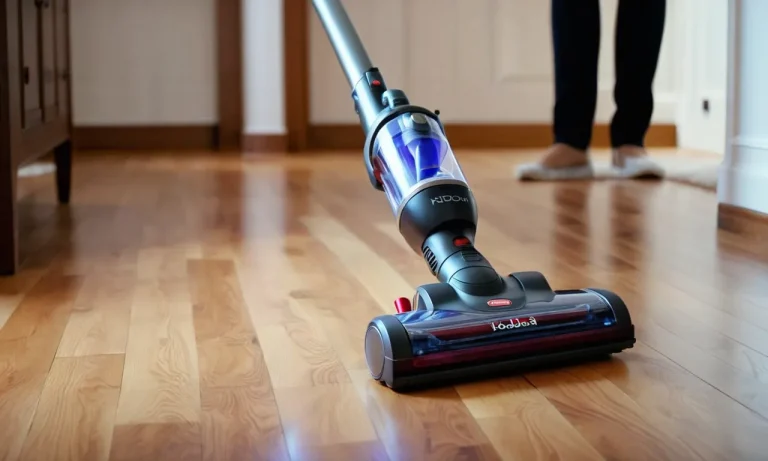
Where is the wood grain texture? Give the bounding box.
[18,355,124,461]
[456,378,604,461]
[112,277,201,426]
[109,423,202,461]
[2,149,768,460]
[273,383,389,461]
[0,273,84,461]
[56,274,135,357]
[187,258,290,461]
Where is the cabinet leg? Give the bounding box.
[0,172,18,276]
[54,140,72,204]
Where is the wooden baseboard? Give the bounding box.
[72,125,217,151]
[242,134,288,153]
[717,203,768,242]
[306,123,677,150]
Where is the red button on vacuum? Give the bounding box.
[394,297,411,313]
[454,237,470,247]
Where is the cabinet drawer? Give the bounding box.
[21,0,42,129]
[56,0,69,118]
[18,0,69,129]
[41,0,57,121]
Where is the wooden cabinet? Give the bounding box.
[1,0,72,275]
[19,0,69,129]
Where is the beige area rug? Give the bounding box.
[592,152,721,190]
[515,149,722,191]
[18,162,56,177]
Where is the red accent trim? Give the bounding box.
[453,237,470,247]
[394,297,412,313]
[487,298,512,307]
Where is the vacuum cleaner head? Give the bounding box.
[364,272,635,391]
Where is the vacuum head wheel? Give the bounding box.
[364,325,385,380]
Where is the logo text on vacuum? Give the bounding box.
[487,299,512,307]
[491,317,537,331]
[430,195,468,205]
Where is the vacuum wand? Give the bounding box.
[310,0,371,88]
[311,0,391,133]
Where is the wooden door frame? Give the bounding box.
[216,0,243,151]
[283,0,309,151]
[227,0,676,153]
[218,0,307,152]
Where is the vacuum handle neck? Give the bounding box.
[311,0,394,133]
[311,0,373,89]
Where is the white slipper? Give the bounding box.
[516,163,594,181]
[613,155,665,179]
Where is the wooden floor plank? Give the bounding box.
[18,355,124,461]
[3,149,768,461]
[525,367,707,460]
[455,378,604,461]
[109,271,202,460]
[301,213,414,313]
[56,274,135,357]
[0,273,84,461]
[0,267,47,330]
[590,342,768,460]
[109,423,203,461]
[187,259,290,461]
[471,186,768,420]
[112,276,201,425]
[273,382,391,461]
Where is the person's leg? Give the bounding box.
[517,0,601,180]
[552,0,601,152]
[610,0,666,176]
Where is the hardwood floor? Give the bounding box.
[2,149,767,461]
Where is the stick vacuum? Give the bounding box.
[311,0,635,391]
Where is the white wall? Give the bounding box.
[67,0,732,154]
[717,0,768,215]
[242,0,285,135]
[308,0,681,125]
[676,0,729,154]
[69,0,217,126]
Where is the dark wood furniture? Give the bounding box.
[1,0,72,275]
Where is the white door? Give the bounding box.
[676,0,729,155]
[309,0,680,127]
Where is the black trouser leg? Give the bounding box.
[54,140,72,204]
[611,0,667,148]
[551,0,601,151]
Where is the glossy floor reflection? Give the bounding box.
[1,149,767,461]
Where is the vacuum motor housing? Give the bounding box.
[368,107,471,236]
